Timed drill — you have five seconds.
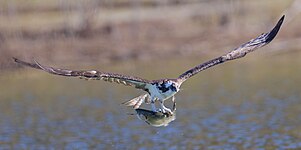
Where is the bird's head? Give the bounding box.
[155,79,182,94]
[164,80,181,92]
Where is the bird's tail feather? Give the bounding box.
[122,94,149,109]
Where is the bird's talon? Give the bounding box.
[156,108,163,112]
[166,110,173,116]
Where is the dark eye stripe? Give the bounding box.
[156,83,169,93]
[170,86,177,92]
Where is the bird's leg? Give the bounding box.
[171,96,175,103]
[151,101,157,112]
[159,101,173,115]
[171,96,176,111]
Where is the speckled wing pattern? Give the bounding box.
[13,58,152,91]
[178,15,284,82]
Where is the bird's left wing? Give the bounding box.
[177,15,284,83]
[13,58,153,91]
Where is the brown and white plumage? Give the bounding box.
[178,15,285,82]
[14,58,153,91]
[14,15,284,114]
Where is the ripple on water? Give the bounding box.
[1,89,301,149]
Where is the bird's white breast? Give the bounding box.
[146,84,177,101]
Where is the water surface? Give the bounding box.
[1,55,301,149]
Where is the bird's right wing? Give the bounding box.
[177,15,284,83]
[14,58,153,91]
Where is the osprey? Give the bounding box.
[14,15,284,114]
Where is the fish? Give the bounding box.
[134,100,176,127]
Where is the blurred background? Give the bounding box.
[0,0,300,70]
[1,0,301,149]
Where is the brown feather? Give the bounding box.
[177,15,284,83]
[13,58,153,91]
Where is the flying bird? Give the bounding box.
[14,15,284,114]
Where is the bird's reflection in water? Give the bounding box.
[134,101,176,127]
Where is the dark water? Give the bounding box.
[0,55,301,149]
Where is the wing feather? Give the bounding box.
[178,15,284,82]
[13,58,152,90]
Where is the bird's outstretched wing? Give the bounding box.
[177,15,284,82]
[13,58,153,91]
